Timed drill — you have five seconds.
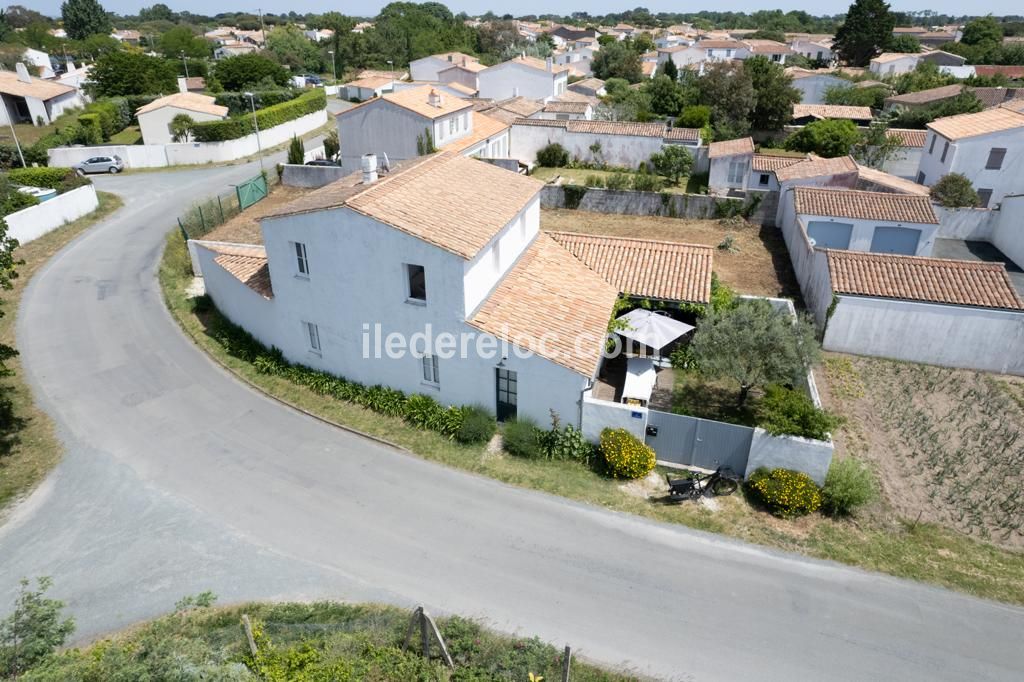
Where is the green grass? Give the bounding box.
[670,370,761,427]
[0,192,124,516]
[19,601,641,680]
[160,233,1024,605]
[531,166,697,194]
[107,126,142,145]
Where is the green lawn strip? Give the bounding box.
[531,166,693,194]
[160,232,1024,605]
[107,126,142,145]
[25,601,641,680]
[0,192,124,515]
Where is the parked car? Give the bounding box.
[305,159,338,167]
[74,155,124,175]
[300,74,323,86]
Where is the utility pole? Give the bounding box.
[328,50,337,84]
[244,92,264,173]
[181,51,189,79]
[257,8,266,45]
[6,118,25,167]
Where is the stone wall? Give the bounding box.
[541,185,764,220]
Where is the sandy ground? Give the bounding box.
[819,353,1024,548]
[541,209,800,298]
[203,184,313,245]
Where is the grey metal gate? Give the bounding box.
[645,409,753,473]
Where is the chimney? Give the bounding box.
[14,62,31,84]
[177,76,188,93]
[546,56,553,72]
[361,154,378,184]
[427,89,443,108]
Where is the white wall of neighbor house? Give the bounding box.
[777,192,835,327]
[917,127,1024,206]
[510,125,664,167]
[708,154,751,193]
[478,62,567,102]
[462,197,539,315]
[800,212,938,256]
[206,204,592,425]
[790,75,848,104]
[45,90,85,122]
[138,105,225,145]
[879,146,921,180]
[933,206,996,240]
[431,109,471,149]
[337,101,427,172]
[991,194,1024,269]
[824,296,1024,376]
[4,185,98,244]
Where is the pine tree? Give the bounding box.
[660,58,679,82]
[833,0,895,67]
[61,0,111,41]
[287,136,305,165]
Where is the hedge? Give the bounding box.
[214,89,301,116]
[192,89,326,142]
[8,167,90,194]
[77,114,103,145]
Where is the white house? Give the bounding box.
[916,102,1024,207]
[136,92,229,145]
[791,103,874,125]
[869,52,920,76]
[787,68,851,104]
[437,59,487,92]
[22,48,55,79]
[192,153,639,426]
[478,56,569,102]
[409,52,480,83]
[708,137,755,194]
[343,76,395,101]
[790,38,835,64]
[0,64,83,126]
[510,119,702,169]
[537,101,593,121]
[214,41,259,59]
[335,85,509,171]
[742,39,792,64]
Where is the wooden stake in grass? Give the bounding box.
[402,605,453,668]
[241,614,258,656]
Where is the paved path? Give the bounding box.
[1,160,1023,681]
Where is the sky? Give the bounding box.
[32,1,1015,21]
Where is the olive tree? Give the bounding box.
[690,298,821,406]
[0,577,75,677]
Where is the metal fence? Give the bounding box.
[646,410,754,473]
[178,173,269,240]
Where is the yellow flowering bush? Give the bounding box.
[746,467,822,518]
[599,428,656,479]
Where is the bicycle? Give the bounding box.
[666,467,740,501]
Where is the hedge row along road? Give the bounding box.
[0,154,1022,681]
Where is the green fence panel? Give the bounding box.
[236,175,269,211]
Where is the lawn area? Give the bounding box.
[161,233,1024,604]
[0,192,123,517]
[531,166,705,194]
[820,354,1024,548]
[541,209,800,298]
[671,371,761,427]
[12,600,639,680]
[107,125,142,145]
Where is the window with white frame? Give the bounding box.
[293,241,309,277]
[727,159,746,185]
[421,354,439,385]
[405,263,426,302]
[303,321,321,353]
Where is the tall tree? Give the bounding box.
[158,26,209,59]
[658,57,679,81]
[0,577,75,678]
[743,55,800,130]
[961,16,1003,46]
[88,51,178,97]
[833,0,895,67]
[319,12,356,76]
[698,62,756,140]
[61,0,111,41]
[784,118,862,157]
[592,40,643,82]
[644,74,687,116]
[265,24,323,72]
[214,53,290,91]
[853,120,904,168]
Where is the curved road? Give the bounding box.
[1,159,1022,681]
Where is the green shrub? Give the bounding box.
[746,467,822,518]
[214,89,300,115]
[192,89,326,142]
[822,458,876,516]
[457,405,497,444]
[8,167,89,193]
[542,423,593,463]
[604,171,630,190]
[757,385,842,440]
[584,174,605,188]
[536,142,569,167]
[77,114,103,145]
[287,135,305,164]
[669,343,699,371]
[631,170,662,192]
[599,427,655,479]
[0,186,39,216]
[676,104,711,128]
[562,184,587,209]
[503,418,544,459]
[930,172,980,208]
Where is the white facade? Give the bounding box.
[791,40,835,64]
[410,54,478,82]
[478,61,569,102]
[790,74,850,104]
[870,55,919,76]
[709,153,752,193]
[138,104,226,145]
[510,123,666,168]
[195,193,592,426]
[917,126,1024,207]
[800,212,938,257]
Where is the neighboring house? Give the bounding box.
[303,28,334,42]
[569,77,606,98]
[791,103,874,125]
[884,84,1024,112]
[344,76,395,102]
[111,29,141,45]
[478,56,570,102]
[510,119,702,168]
[787,68,852,104]
[918,31,958,48]
[22,48,55,79]
[918,50,967,68]
[549,25,598,45]
[870,53,920,76]
[136,92,228,144]
[409,52,480,83]
[57,63,91,90]
[438,60,486,92]
[916,102,1024,207]
[708,137,755,194]
[177,76,207,93]
[335,85,510,171]
[477,96,545,124]
[192,153,705,426]
[791,38,835,64]
[742,39,792,64]
[552,49,593,77]
[537,101,592,121]
[882,128,927,179]
[214,41,258,59]
[0,64,83,126]
[658,40,749,69]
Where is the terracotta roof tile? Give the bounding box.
[0,70,74,100]
[378,85,473,119]
[664,127,701,141]
[206,244,273,299]
[871,52,919,64]
[884,84,963,106]
[792,103,873,120]
[566,120,665,136]
[445,82,477,96]
[708,137,754,158]
[828,251,1024,310]
[543,101,590,114]
[548,232,712,303]
[345,75,393,89]
[439,112,509,153]
[752,153,804,171]
[928,106,1024,140]
[439,60,487,73]
[743,39,793,54]
[510,117,569,128]
[886,128,927,147]
[794,186,937,223]
[137,92,229,117]
[468,234,619,376]
[855,165,930,195]
[697,39,744,49]
[774,154,858,182]
[500,55,571,74]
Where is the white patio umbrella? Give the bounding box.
[615,309,694,352]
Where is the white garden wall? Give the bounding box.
[581,390,647,443]
[746,429,834,485]
[934,206,996,240]
[6,185,99,244]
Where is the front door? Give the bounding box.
[495,368,517,422]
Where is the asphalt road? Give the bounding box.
[1,156,1023,681]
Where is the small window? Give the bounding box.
[940,140,949,163]
[449,117,456,134]
[985,148,1006,170]
[406,263,426,302]
[303,321,321,353]
[758,173,770,186]
[293,242,309,276]
[977,189,993,208]
[421,354,439,385]
[928,135,937,154]
[916,171,926,185]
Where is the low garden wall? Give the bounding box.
[581,390,647,443]
[5,184,99,244]
[934,206,996,241]
[746,429,833,485]
[281,163,348,188]
[540,185,755,219]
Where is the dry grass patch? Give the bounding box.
[541,209,798,298]
[0,192,124,516]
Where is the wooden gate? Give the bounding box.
[236,174,268,211]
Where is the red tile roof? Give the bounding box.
[794,186,938,224]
